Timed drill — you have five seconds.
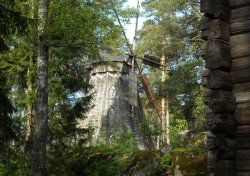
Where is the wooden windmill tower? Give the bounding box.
[78,1,169,149]
[114,0,169,148]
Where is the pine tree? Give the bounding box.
[0,71,14,152]
[0,0,29,151]
[136,0,203,142]
[1,0,137,174]
[29,0,50,175]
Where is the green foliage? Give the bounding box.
[139,110,162,141]
[113,128,135,147]
[161,153,172,170]
[0,0,30,154]
[0,0,208,175]
[0,0,29,36]
[0,148,33,176]
[97,128,135,147]
[169,119,187,148]
[124,150,163,176]
[137,0,201,59]
[0,0,139,175]
[136,1,204,150]
[47,0,136,53]
[173,147,205,153]
[123,129,135,147]
[0,71,15,152]
[167,59,205,129]
[47,145,139,176]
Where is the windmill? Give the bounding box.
[113,0,169,148]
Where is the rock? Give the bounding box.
[169,149,208,176]
[174,165,183,176]
[124,150,166,176]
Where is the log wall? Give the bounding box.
[201,0,250,175]
[201,0,237,175]
[230,0,250,175]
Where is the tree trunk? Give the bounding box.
[25,0,38,153]
[161,53,170,145]
[25,52,35,151]
[31,0,49,175]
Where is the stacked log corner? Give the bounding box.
[230,0,250,175]
[201,0,237,175]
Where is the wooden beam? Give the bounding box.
[201,19,230,41]
[234,92,250,103]
[206,70,233,90]
[138,74,162,124]
[237,150,250,160]
[237,126,250,136]
[231,45,250,58]
[232,56,250,71]
[230,0,250,9]
[235,103,250,125]
[214,160,236,175]
[234,82,250,92]
[231,6,250,23]
[204,90,236,113]
[232,69,250,83]
[237,172,250,176]
[231,33,250,48]
[231,33,250,58]
[237,136,250,149]
[205,39,231,71]
[231,20,250,35]
[237,160,250,171]
[201,0,230,20]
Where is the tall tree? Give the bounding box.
[136,0,203,144]
[0,0,136,174]
[0,0,29,49]
[0,0,29,151]
[30,0,49,175]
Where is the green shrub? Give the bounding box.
[47,145,139,176]
[169,119,187,148]
[161,153,172,170]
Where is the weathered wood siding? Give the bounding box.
[77,59,148,149]
[201,0,236,175]
[202,0,250,175]
[231,0,250,175]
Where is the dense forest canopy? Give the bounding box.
[136,0,204,140]
[0,0,206,175]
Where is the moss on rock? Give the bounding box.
[169,148,208,176]
[124,150,165,176]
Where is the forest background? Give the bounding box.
[0,0,206,175]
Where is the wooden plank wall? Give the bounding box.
[201,0,237,175]
[230,0,250,175]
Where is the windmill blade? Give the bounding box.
[113,8,133,55]
[133,0,140,49]
[124,54,167,70]
[143,54,162,69]
[112,3,162,128]
[137,72,162,125]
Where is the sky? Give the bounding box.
[124,0,145,42]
